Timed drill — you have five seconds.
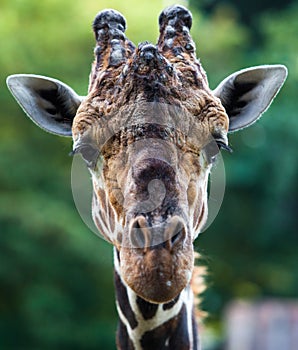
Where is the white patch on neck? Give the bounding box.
[165,337,170,346]
[123,286,185,349]
[116,300,140,349]
[182,286,195,350]
[113,247,121,274]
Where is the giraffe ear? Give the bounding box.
[213,65,287,132]
[6,74,83,137]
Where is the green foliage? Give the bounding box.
[0,0,297,349]
[190,0,296,32]
[192,6,249,78]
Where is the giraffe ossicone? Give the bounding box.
[7,4,287,349]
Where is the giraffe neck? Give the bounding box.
[114,249,200,350]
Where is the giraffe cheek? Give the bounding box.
[187,181,197,207]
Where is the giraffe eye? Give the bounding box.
[216,140,233,153]
[204,141,219,164]
[204,139,232,164]
[71,144,100,169]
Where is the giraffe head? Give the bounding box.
[7,6,287,303]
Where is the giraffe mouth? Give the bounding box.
[118,215,194,303]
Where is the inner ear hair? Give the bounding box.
[213,65,288,132]
[7,74,83,137]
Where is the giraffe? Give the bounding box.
[7,5,287,350]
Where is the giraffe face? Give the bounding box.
[7,5,287,304]
[75,100,228,304]
[71,6,229,303]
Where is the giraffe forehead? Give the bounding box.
[73,95,228,154]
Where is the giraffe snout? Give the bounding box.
[120,213,193,303]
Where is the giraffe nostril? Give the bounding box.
[129,216,150,250]
[171,232,180,245]
[164,216,186,249]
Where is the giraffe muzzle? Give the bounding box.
[120,226,194,303]
[119,214,193,303]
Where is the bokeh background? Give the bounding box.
[0,0,297,349]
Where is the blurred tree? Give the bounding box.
[190,0,296,30]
